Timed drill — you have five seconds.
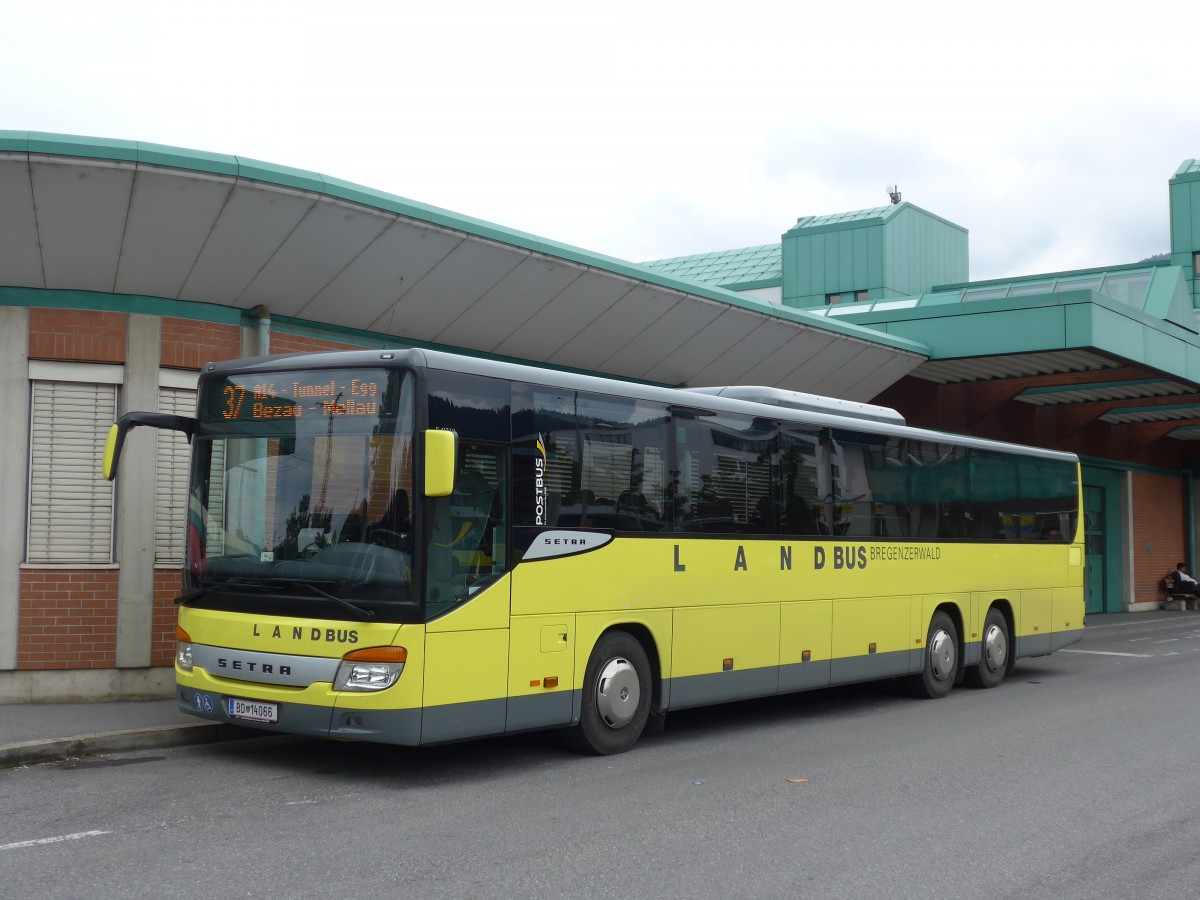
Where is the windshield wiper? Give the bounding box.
[176,577,375,621]
[262,578,376,622]
[175,579,277,605]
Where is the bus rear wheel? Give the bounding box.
[966,607,1009,689]
[564,631,652,755]
[905,611,958,699]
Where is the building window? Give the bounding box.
[1194,251,1199,278]
[825,291,870,305]
[27,380,118,564]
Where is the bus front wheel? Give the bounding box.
[564,631,652,755]
[905,611,958,699]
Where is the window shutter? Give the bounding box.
[155,387,195,565]
[27,381,118,564]
[206,439,228,555]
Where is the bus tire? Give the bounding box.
[966,607,1009,689]
[905,611,958,699]
[564,631,652,755]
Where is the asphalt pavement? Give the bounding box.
[0,609,1189,767]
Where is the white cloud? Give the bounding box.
[1,0,1197,281]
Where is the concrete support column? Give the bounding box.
[241,316,260,357]
[0,307,30,670]
[1122,470,1135,610]
[115,314,162,668]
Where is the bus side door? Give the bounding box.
[421,442,512,744]
[422,579,511,743]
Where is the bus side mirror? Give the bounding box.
[103,412,196,481]
[424,429,457,497]
[102,423,124,481]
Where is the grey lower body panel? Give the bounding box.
[424,691,582,742]
[963,641,981,667]
[328,707,422,744]
[181,684,571,746]
[667,666,780,711]
[1015,633,1054,659]
[179,685,334,737]
[420,698,506,744]
[665,648,919,712]
[180,628,1088,747]
[829,649,919,685]
[1051,628,1084,651]
[506,691,576,733]
[179,686,422,745]
[1017,627,1084,659]
[779,660,832,693]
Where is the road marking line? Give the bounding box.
[1085,616,1196,630]
[0,830,110,851]
[1060,649,1154,658]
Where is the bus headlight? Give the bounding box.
[176,625,194,672]
[334,647,407,692]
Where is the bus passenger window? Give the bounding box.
[780,429,821,537]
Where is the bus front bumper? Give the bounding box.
[178,682,422,746]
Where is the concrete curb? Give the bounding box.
[0,722,256,768]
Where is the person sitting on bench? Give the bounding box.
[1166,563,1200,597]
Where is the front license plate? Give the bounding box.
[228,698,278,723]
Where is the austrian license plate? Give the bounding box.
[227,698,278,723]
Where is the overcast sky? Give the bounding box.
[3,0,1198,282]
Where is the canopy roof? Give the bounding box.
[0,132,926,401]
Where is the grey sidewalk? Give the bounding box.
[0,698,249,768]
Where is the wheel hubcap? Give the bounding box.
[928,629,956,681]
[595,657,640,729]
[982,623,1008,673]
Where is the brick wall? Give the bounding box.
[29,309,126,362]
[18,570,119,669]
[161,317,242,369]
[268,331,364,355]
[1131,471,1186,601]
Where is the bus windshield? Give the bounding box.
[185,367,418,621]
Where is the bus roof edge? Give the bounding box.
[684,386,906,427]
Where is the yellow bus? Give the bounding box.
[104,348,1084,754]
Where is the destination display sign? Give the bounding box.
[201,370,390,424]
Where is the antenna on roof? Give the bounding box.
[886,185,901,205]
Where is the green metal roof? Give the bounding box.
[806,264,1192,331]
[1174,159,1200,180]
[640,244,781,289]
[802,273,1200,380]
[783,201,967,238]
[792,206,894,228]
